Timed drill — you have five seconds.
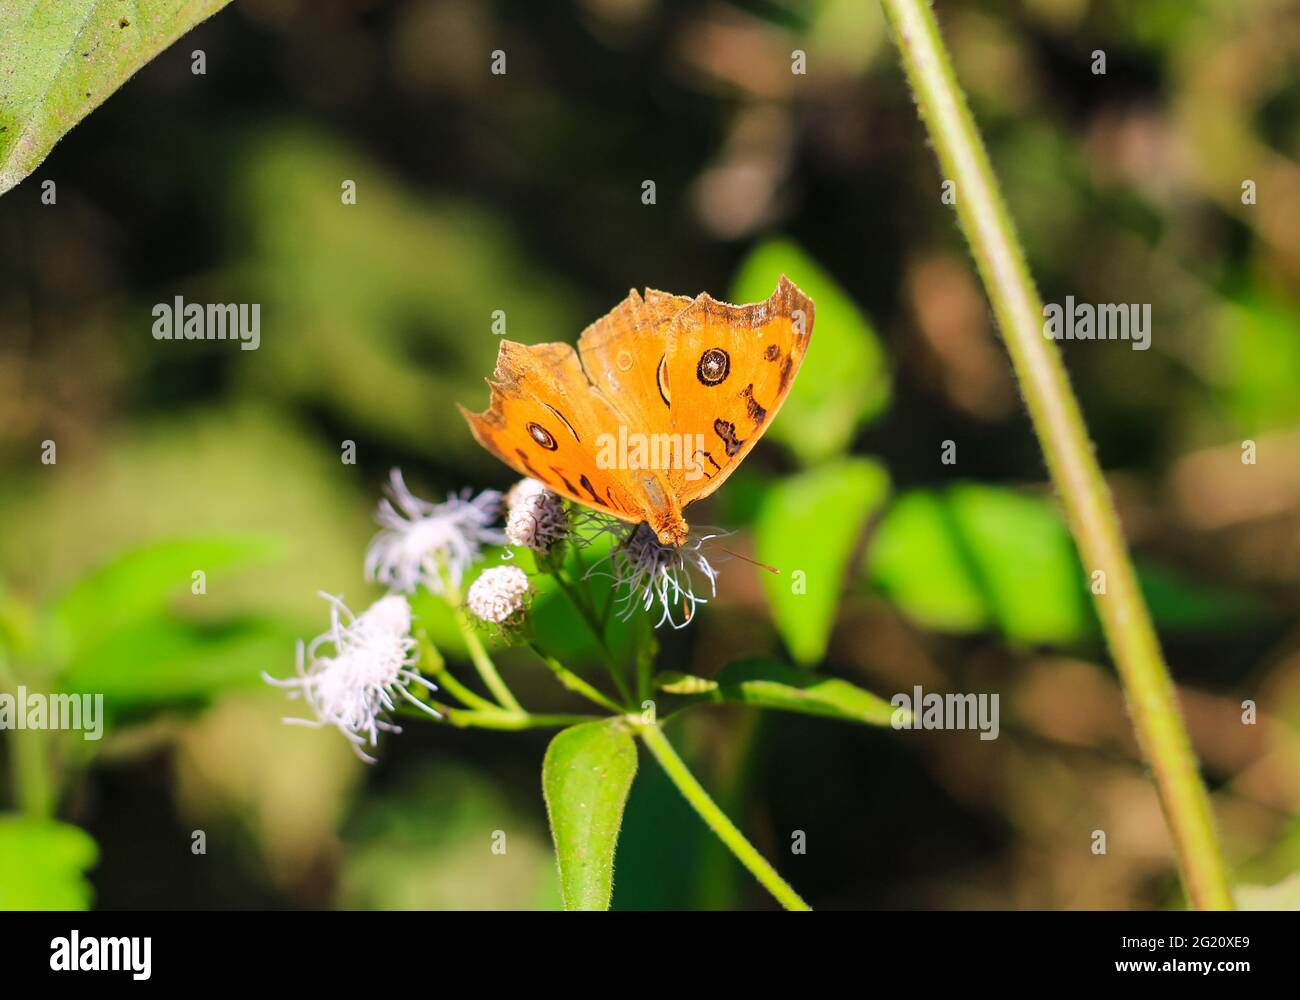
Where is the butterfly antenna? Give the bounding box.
[715,545,780,574]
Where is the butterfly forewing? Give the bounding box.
[458,341,647,523]
[576,288,693,431]
[663,275,814,503]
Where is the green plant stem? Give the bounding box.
[636,722,810,911]
[551,569,634,707]
[427,660,500,714]
[527,642,626,714]
[633,617,655,704]
[880,0,1233,910]
[427,704,600,731]
[0,653,53,817]
[417,631,501,713]
[446,587,523,713]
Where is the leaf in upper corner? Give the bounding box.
[542,719,638,911]
[714,657,899,726]
[0,1,234,195]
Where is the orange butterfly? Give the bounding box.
[459,276,814,547]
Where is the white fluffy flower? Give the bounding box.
[466,564,532,624]
[586,522,719,629]
[264,593,436,762]
[365,469,506,595]
[504,478,569,553]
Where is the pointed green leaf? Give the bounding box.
[755,457,891,664]
[714,657,899,726]
[542,719,638,911]
[49,536,277,657]
[0,1,234,195]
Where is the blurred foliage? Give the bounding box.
[1,0,1298,910]
[339,762,558,910]
[227,128,583,463]
[0,815,98,910]
[731,239,891,464]
[870,485,1093,643]
[756,456,890,662]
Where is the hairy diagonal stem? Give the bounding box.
[635,720,810,911]
[880,0,1233,909]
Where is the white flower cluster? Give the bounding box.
[269,467,721,759]
[466,564,532,624]
[364,469,505,596]
[504,478,569,553]
[264,594,436,762]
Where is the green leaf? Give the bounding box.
[868,485,1262,644]
[0,815,98,910]
[755,457,891,664]
[58,616,294,708]
[867,489,989,632]
[713,657,899,726]
[1208,292,1300,432]
[0,1,233,195]
[542,719,638,911]
[49,536,276,657]
[868,485,1091,644]
[731,238,890,464]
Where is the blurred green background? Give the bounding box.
[2,0,1299,910]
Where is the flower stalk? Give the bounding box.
[447,582,523,713]
[527,642,626,714]
[880,0,1233,909]
[433,706,601,731]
